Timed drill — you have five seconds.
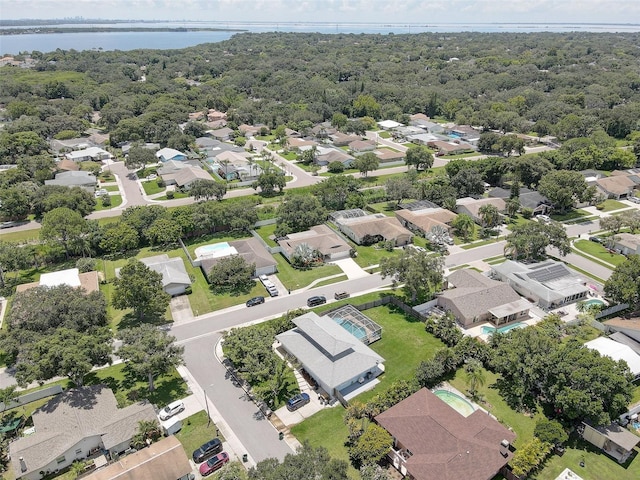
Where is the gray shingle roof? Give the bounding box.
[140,254,191,288]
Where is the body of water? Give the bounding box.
[2,21,640,54]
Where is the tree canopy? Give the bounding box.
[380,250,444,303]
[112,259,170,321]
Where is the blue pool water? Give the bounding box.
[583,299,606,307]
[482,322,525,335]
[199,242,230,253]
[333,317,367,340]
[433,390,476,417]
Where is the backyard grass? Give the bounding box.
[505,214,533,230]
[597,199,628,212]
[254,223,278,247]
[572,239,626,267]
[94,195,122,211]
[290,406,352,463]
[367,200,405,217]
[273,254,342,290]
[175,410,225,456]
[532,438,640,480]
[449,369,541,448]
[142,180,165,195]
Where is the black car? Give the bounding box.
[286,393,311,411]
[589,236,604,244]
[307,295,327,307]
[192,438,223,464]
[246,296,265,307]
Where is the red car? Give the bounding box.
[199,452,229,476]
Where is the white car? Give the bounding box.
[94,189,108,198]
[159,400,185,420]
[536,214,551,223]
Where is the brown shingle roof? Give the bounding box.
[85,436,192,480]
[278,225,351,258]
[376,388,515,480]
[596,175,635,195]
[395,208,457,234]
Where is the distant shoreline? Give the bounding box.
[0,27,246,35]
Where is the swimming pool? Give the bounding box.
[433,390,476,417]
[194,242,238,259]
[333,317,367,341]
[481,322,526,335]
[583,299,606,307]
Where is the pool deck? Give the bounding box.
[433,382,491,418]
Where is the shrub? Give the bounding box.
[328,161,345,173]
[166,191,175,199]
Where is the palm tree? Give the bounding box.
[69,461,85,479]
[247,157,255,177]
[464,359,486,400]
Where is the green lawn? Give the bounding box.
[142,180,165,195]
[0,227,40,243]
[291,406,351,463]
[352,245,401,268]
[550,209,591,223]
[273,253,342,290]
[156,191,190,200]
[573,239,626,267]
[254,223,278,247]
[175,410,224,456]
[367,200,404,217]
[460,236,502,250]
[449,369,542,448]
[94,195,122,211]
[532,439,640,480]
[505,214,533,230]
[378,131,391,139]
[103,185,120,192]
[312,274,348,288]
[598,199,628,212]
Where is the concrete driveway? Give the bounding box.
[170,295,195,324]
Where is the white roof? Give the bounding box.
[377,120,403,129]
[66,147,109,159]
[156,147,185,159]
[585,337,640,376]
[39,268,81,288]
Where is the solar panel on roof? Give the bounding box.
[402,200,439,211]
[527,264,568,283]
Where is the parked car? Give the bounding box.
[334,291,350,300]
[266,285,279,297]
[629,196,640,204]
[589,236,604,244]
[0,221,17,229]
[94,189,108,198]
[246,296,265,307]
[286,392,311,411]
[192,438,223,464]
[199,452,229,476]
[536,214,551,223]
[307,295,326,307]
[158,400,184,420]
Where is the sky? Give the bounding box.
[3,0,640,24]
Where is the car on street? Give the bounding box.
[0,221,17,229]
[286,392,310,411]
[246,296,265,307]
[334,291,350,300]
[192,438,223,463]
[589,236,604,244]
[158,400,185,420]
[306,295,326,307]
[199,452,229,476]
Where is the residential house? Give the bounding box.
[65,147,112,163]
[581,422,640,464]
[276,311,384,400]
[611,233,640,256]
[585,337,640,380]
[160,165,213,189]
[204,120,227,130]
[88,132,109,146]
[55,159,80,172]
[121,143,159,155]
[377,120,403,130]
[595,175,637,199]
[348,139,376,153]
[139,254,191,296]
[394,126,427,140]
[238,124,261,137]
[491,260,589,309]
[315,147,354,167]
[395,201,458,236]
[207,109,227,122]
[50,137,92,153]
[407,133,442,146]
[409,115,445,134]
[331,209,413,246]
[45,171,97,191]
[16,268,100,294]
[287,138,318,150]
[278,225,352,262]
[210,127,234,141]
[330,132,361,147]
[428,140,473,156]
[436,269,531,328]
[195,137,241,156]
[10,385,157,480]
[311,123,336,140]
[604,317,640,345]
[375,388,516,480]
[488,187,552,215]
[285,127,301,138]
[188,110,205,121]
[456,197,506,225]
[374,148,405,164]
[85,436,192,480]
[198,237,278,278]
[156,148,187,163]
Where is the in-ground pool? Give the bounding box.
[333,317,367,341]
[481,322,526,335]
[583,299,606,307]
[433,390,476,417]
[194,242,238,259]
